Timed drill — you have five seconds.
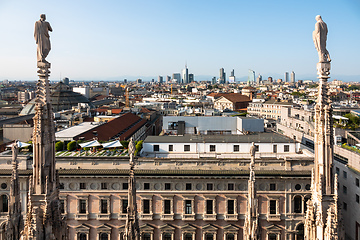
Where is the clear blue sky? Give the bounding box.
[0,0,359,81]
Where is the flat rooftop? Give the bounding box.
[144,132,294,144]
[55,122,101,139]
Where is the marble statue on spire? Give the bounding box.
[34,14,52,63]
[313,15,331,63]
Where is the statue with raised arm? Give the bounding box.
[34,14,52,63]
[313,15,331,63]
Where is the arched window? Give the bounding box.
[294,195,302,213]
[269,233,277,240]
[184,233,192,240]
[143,233,151,240]
[206,233,214,240]
[78,233,87,240]
[0,195,8,212]
[99,233,108,240]
[227,233,235,240]
[163,233,171,240]
[296,223,304,240]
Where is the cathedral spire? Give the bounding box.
[125,137,140,240]
[6,141,24,240]
[305,15,344,240]
[21,14,67,240]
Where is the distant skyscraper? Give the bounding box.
[229,69,235,83]
[166,75,171,83]
[189,74,194,82]
[256,74,262,85]
[151,79,155,83]
[136,79,142,84]
[212,77,216,85]
[291,71,295,83]
[124,79,127,84]
[63,77,69,85]
[284,72,289,83]
[268,77,273,83]
[172,73,181,83]
[219,68,226,84]
[248,69,255,85]
[182,65,189,84]
[158,75,163,83]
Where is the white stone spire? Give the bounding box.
[125,137,140,240]
[244,142,259,240]
[305,15,344,240]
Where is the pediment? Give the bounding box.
[181,223,197,231]
[265,224,282,232]
[202,224,218,231]
[160,223,176,231]
[75,223,91,232]
[140,223,156,231]
[223,224,240,231]
[97,224,112,232]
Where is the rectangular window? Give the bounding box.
[270,183,276,191]
[79,199,87,214]
[100,199,108,213]
[233,145,239,152]
[186,183,192,190]
[165,183,171,190]
[206,200,213,214]
[273,145,277,153]
[168,145,173,152]
[255,145,259,152]
[343,202,347,211]
[284,145,290,152]
[80,183,86,190]
[184,145,190,152]
[356,178,359,187]
[210,145,216,152]
[356,194,359,204]
[185,200,192,214]
[60,199,65,213]
[336,167,340,175]
[164,200,171,214]
[123,182,128,190]
[153,145,159,152]
[144,183,150,190]
[122,199,128,213]
[207,183,213,190]
[227,200,235,214]
[343,185,347,194]
[59,183,64,189]
[228,183,234,190]
[343,171,347,179]
[101,183,107,190]
[143,199,150,214]
[269,200,277,214]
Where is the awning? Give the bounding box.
[6,141,31,148]
[102,140,123,148]
[79,140,101,148]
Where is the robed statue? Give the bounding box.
[34,14,52,63]
[313,15,331,63]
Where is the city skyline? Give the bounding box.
[0,0,360,81]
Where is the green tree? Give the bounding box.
[120,140,129,149]
[55,141,64,151]
[67,141,77,151]
[134,140,143,156]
